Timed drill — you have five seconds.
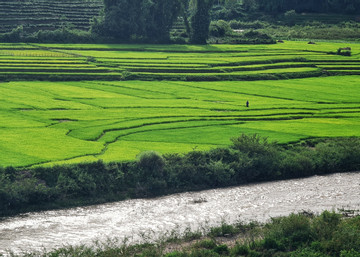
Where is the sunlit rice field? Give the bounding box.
[0,41,359,167]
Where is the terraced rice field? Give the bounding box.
[0,41,360,167]
[0,0,102,33]
[1,41,360,81]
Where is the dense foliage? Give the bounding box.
[214,0,360,15]
[1,135,359,216]
[210,0,360,42]
[13,210,360,256]
[1,0,359,43]
[93,0,181,43]
[189,0,214,44]
[0,26,98,43]
[227,20,360,41]
[249,0,360,14]
[94,0,216,44]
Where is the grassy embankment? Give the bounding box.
[1,42,360,168]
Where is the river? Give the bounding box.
[0,172,359,255]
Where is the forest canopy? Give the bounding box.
[93,0,359,43]
[0,0,359,43]
[93,0,181,43]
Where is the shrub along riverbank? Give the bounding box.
[0,134,360,217]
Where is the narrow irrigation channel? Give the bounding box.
[1,172,359,255]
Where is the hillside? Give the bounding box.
[0,0,103,34]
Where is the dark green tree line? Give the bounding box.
[94,0,215,44]
[95,0,181,43]
[1,135,360,216]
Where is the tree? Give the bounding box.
[180,0,191,36]
[100,0,144,40]
[146,0,181,43]
[98,0,181,43]
[242,0,257,11]
[137,151,165,178]
[189,0,214,44]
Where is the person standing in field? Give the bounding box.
[246,101,249,107]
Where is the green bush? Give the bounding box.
[0,26,23,42]
[203,161,234,186]
[211,2,244,21]
[280,149,316,178]
[244,30,275,42]
[164,252,187,257]
[189,248,220,257]
[337,48,352,56]
[247,250,262,257]
[231,134,278,157]
[0,169,55,210]
[231,243,250,255]
[341,249,360,257]
[0,27,98,43]
[265,214,313,250]
[284,10,297,18]
[170,36,187,44]
[195,239,217,250]
[312,211,341,241]
[209,20,232,37]
[262,237,285,251]
[209,223,238,237]
[213,244,229,255]
[328,217,360,254]
[137,151,165,178]
[229,20,267,30]
[290,247,328,257]
[313,138,360,174]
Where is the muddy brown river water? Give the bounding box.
[1,172,359,255]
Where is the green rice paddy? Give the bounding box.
[0,41,360,167]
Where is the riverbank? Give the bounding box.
[1,135,360,217]
[5,208,360,257]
